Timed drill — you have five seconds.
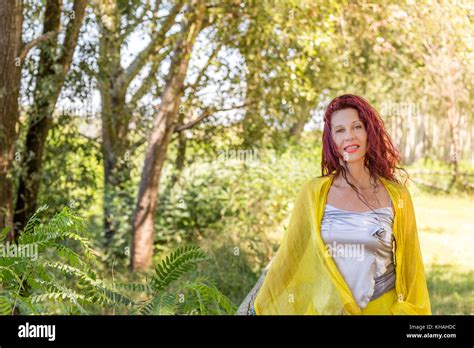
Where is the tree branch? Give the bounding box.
[19,30,58,63]
[128,46,173,107]
[119,0,185,90]
[121,0,152,39]
[185,41,224,94]
[77,132,101,150]
[57,0,88,72]
[175,103,249,132]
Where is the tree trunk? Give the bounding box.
[131,1,206,271]
[100,86,132,250]
[289,100,312,139]
[14,0,61,234]
[97,18,133,252]
[0,0,23,239]
[447,103,460,189]
[14,0,87,234]
[169,126,187,188]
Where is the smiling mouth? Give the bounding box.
[344,145,360,151]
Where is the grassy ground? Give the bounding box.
[412,189,474,314]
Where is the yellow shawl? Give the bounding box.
[254,172,431,315]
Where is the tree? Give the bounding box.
[0,0,23,237]
[14,0,88,236]
[0,0,82,240]
[236,0,341,147]
[131,0,208,271]
[412,1,472,188]
[91,0,184,251]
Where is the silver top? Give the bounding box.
[321,201,396,309]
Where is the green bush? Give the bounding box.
[154,132,323,304]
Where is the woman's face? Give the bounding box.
[330,108,367,163]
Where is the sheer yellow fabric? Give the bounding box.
[253,172,431,315]
[361,288,397,315]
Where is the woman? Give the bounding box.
[250,94,431,315]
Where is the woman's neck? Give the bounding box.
[334,162,373,189]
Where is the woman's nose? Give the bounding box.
[344,130,355,141]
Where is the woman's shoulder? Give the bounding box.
[379,177,415,207]
[300,174,412,198]
[302,175,333,192]
[380,177,411,193]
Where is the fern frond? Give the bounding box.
[113,282,152,293]
[92,285,136,308]
[178,278,237,315]
[22,204,49,235]
[151,245,208,292]
[0,265,23,286]
[0,293,12,315]
[8,294,39,315]
[41,260,134,307]
[134,292,176,315]
[0,226,10,243]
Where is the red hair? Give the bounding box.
[321,94,407,185]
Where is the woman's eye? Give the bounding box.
[336,129,344,133]
[355,125,362,129]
